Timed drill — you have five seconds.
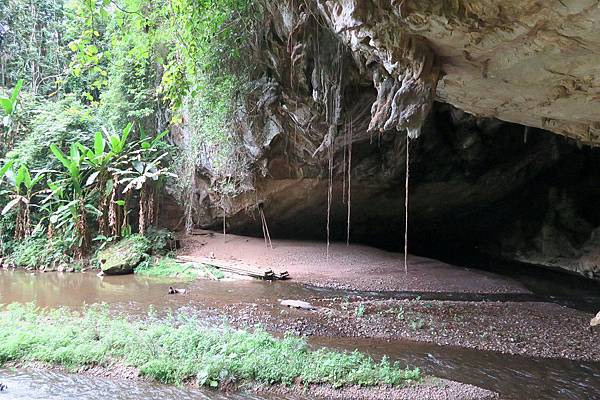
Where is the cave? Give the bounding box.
[168,0,600,285]
[199,103,600,285]
[4,0,600,398]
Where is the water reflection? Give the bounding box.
[0,368,296,400]
[1,270,599,399]
[312,337,600,400]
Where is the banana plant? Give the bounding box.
[39,179,67,239]
[80,132,113,181]
[0,162,46,239]
[132,126,173,233]
[0,79,24,152]
[119,152,175,234]
[100,122,136,237]
[0,79,24,117]
[78,131,115,235]
[0,160,14,183]
[49,143,93,257]
[103,122,133,155]
[139,126,169,151]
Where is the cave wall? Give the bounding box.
[320,0,600,143]
[174,0,600,280]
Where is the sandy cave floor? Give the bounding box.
[179,232,529,294]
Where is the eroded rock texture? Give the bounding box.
[173,0,600,280]
[320,0,600,144]
[389,0,600,144]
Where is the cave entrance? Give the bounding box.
[224,105,600,300]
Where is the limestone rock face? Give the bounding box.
[318,0,600,144]
[319,0,440,139]
[174,0,600,280]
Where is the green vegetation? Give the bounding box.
[355,303,366,318]
[0,116,173,264]
[2,236,71,269]
[0,0,258,266]
[0,304,421,388]
[135,257,225,280]
[410,318,426,331]
[144,228,178,255]
[135,257,198,280]
[201,264,226,280]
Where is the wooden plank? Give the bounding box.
[189,229,215,236]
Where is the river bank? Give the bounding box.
[177,233,599,361]
[0,304,498,400]
[1,232,598,363]
[218,295,599,361]
[1,232,600,399]
[0,269,599,399]
[2,362,498,400]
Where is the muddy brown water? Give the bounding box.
[0,270,599,400]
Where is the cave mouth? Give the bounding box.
[225,105,600,295]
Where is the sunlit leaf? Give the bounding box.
[2,197,21,215]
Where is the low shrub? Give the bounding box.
[0,304,421,388]
[144,228,178,255]
[4,235,71,268]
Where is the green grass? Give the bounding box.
[135,257,225,280]
[135,257,199,280]
[355,303,366,318]
[0,303,420,388]
[200,264,225,280]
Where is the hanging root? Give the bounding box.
[259,203,273,249]
[222,205,226,243]
[326,141,333,260]
[404,133,410,274]
[342,119,347,204]
[346,116,353,246]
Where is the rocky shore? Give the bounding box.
[179,233,599,362]
[218,296,599,362]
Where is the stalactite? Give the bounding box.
[222,196,227,243]
[324,41,343,260]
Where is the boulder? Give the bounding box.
[591,311,600,328]
[97,236,150,275]
[279,300,316,310]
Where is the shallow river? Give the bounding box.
[0,270,599,400]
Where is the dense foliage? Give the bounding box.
[0,0,257,264]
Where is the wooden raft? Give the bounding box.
[176,255,289,281]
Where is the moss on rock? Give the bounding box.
[97,235,151,275]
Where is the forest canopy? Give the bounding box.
[0,0,258,266]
